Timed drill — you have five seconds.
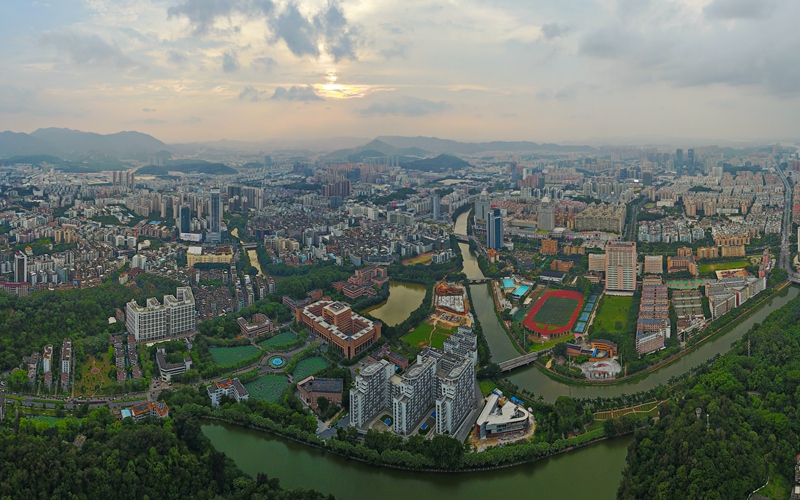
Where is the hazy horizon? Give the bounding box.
[2,0,800,145]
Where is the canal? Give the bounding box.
[231,227,266,278]
[203,421,633,500]
[364,282,427,326]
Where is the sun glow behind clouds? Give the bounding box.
[313,70,390,99]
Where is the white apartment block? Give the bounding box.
[126,287,196,342]
[391,356,436,435]
[349,360,394,427]
[434,352,475,435]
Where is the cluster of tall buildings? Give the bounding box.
[636,279,670,356]
[125,287,196,342]
[111,171,135,189]
[350,327,477,436]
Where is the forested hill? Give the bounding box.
[618,292,800,499]
[0,407,329,499]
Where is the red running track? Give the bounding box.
[522,289,584,336]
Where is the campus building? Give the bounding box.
[605,241,637,294]
[124,401,170,421]
[186,246,234,267]
[644,255,663,274]
[207,378,249,406]
[155,346,193,382]
[705,276,767,319]
[296,300,381,359]
[298,377,344,411]
[433,351,476,435]
[126,287,195,342]
[475,390,531,439]
[392,355,437,435]
[636,281,670,355]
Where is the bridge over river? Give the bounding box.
[498,348,553,372]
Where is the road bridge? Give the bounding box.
[498,348,553,372]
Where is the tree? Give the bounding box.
[316,396,330,414]
[428,434,464,469]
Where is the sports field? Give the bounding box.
[522,290,583,336]
[209,345,260,366]
[244,375,288,403]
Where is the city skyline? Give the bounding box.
[2,0,800,144]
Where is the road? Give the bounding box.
[773,161,796,274]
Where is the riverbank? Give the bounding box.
[204,420,632,500]
[526,281,792,387]
[201,415,623,473]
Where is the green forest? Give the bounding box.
[619,292,800,499]
[0,274,181,371]
[0,406,329,499]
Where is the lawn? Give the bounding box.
[244,375,289,403]
[533,296,580,326]
[478,380,498,397]
[76,355,114,396]
[209,345,260,366]
[22,415,64,426]
[403,322,435,346]
[258,331,298,351]
[592,295,634,334]
[402,322,455,349]
[291,356,329,380]
[697,260,749,275]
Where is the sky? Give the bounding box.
[1,0,799,145]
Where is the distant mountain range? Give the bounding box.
[375,136,595,154]
[0,128,166,159]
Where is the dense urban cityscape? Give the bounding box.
[4,0,800,499]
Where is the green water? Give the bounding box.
[202,421,632,500]
[363,281,427,326]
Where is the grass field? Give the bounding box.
[209,345,260,366]
[697,260,749,275]
[402,253,432,266]
[22,415,64,426]
[402,322,456,349]
[258,332,298,350]
[533,296,580,326]
[478,380,498,397]
[244,375,288,403]
[292,357,329,380]
[592,295,634,334]
[76,355,114,396]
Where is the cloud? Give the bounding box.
[251,56,276,71]
[359,96,450,117]
[239,85,268,101]
[578,25,632,59]
[167,0,275,36]
[268,3,319,58]
[270,85,323,101]
[541,23,569,40]
[40,30,138,68]
[379,43,408,60]
[313,1,359,62]
[222,50,239,72]
[0,86,38,114]
[167,0,359,61]
[704,0,775,20]
[167,50,188,64]
[183,116,203,123]
[142,107,157,112]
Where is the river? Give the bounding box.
[202,421,633,500]
[364,282,427,326]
